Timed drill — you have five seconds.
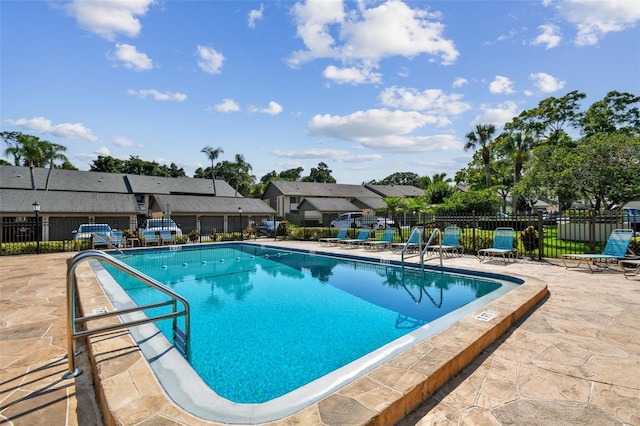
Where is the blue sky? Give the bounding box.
[2,0,639,184]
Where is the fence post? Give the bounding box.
[589,209,596,253]
[472,210,477,253]
[537,210,544,261]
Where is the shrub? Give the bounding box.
[520,226,540,252]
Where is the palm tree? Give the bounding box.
[2,132,45,190]
[42,141,68,190]
[201,146,224,196]
[233,153,252,197]
[497,130,534,213]
[464,124,496,188]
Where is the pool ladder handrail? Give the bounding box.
[63,249,190,379]
[420,228,444,269]
[400,226,425,267]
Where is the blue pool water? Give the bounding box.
[102,244,504,405]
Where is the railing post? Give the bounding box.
[537,210,544,261]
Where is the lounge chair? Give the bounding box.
[319,228,348,245]
[364,228,396,251]
[562,228,634,272]
[91,232,111,249]
[159,230,176,245]
[109,231,125,248]
[141,230,160,246]
[391,227,424,253]
[478,227,517,264]
[426,226,463,257]
[338,228,371,248]
[618,258,640,279]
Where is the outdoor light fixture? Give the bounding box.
[32,202,41,254]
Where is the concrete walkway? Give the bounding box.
[1,245,638,425]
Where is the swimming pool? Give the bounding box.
[94,243,521,423]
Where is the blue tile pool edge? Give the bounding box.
[91,243,527,424]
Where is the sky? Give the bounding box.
[1,0,639,185]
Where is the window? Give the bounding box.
[290,197,299,204]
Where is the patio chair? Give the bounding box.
[109,231,125,248]
[478,227,517,264]
[426,226,463,257]
[364,228,396,251]
[338,228,371,248]
[159,230,176,245]
[141,230,160,246]
[391,227,424,253]
[91,232,111,249]
[319,228,348,245]
[562,228,634,272]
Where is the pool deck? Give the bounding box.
[1,241,639,425]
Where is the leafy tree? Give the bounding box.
[278,167,304,181]
[302,162,335,183]
[369,172,420,186]
[464,124,496,188]
[579,91,640,137]
[1,132,46,189]
[494,130,534,213]
[90,155,123,173]
[211,155,255,197]
[418,173,452,189]
[435,189,501,214]
[0,159,11,166]
[201,146,224,195]
[384,196,409,240]
[425,182,456,205]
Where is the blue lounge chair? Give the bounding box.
[478,227,517,264]
[338,228,371,248]
[141,230,160,246]
[319,228,348,245]
[109,231,125,248]
[91,231,111,249]
[159,230,176,245]
[364,228,396,251]
[391,227,424,253]
[426,226,463,256]
[562,228,634,272]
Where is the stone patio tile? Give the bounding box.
[517,363,591,402]
[491,399,623,425]
[584,355,640,389]
[475,357,520,409]
[317,394,378,425]
[459,407,501,425]
[590,382,640,425]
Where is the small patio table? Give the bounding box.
[618,258,640,279]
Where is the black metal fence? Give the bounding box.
[1,210,637,258]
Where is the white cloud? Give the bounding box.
[6,116,98,141]
[261,101,283,115]
[127,89,187,101]
[554,0,640,45]
[248,3,264,28]
[288,0,458,81]
[272,148,381,163]
[529,72,566,93]
[307,108,460,152]
[471,101,519,127]
[114,137,134,147]
[452,77,468,88]
[323,65,382,84]
[489,76,515,94]
[95,146,111,156]
[197,45,225,74]
[531,24,562,49]
[215,99,240,113]
[112,43,153,71]
[63,0,154,41]
[379,86,471,115]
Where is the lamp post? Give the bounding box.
[238,206,243,241]
[32,202,40,254]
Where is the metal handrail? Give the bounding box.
[401,226,424,267]
[420,228,443,268]
[63,249,190,379]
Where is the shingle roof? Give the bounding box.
[365,184,424,197]
[125,175,237,197]
[0,189,139,214]
[297,197,360,212]
[151,194,275,215]
[267,181,380,198]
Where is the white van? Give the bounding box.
[330,212,394,229]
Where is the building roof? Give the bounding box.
[365,184,424,198]
[297,197,360,213]
[0,189,139,214]
[266,181,381,198]
[151,195,275,215]
[125,174,237,197]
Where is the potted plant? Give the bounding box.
[188,229,199,243]
[520,225,539,252]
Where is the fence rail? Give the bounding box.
[1,210,637,258]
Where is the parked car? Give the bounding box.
[256,220,280,237]
[623,207,640,231]
[138,218,183,237]
[72,224,112,240]
[330,212,394,229]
